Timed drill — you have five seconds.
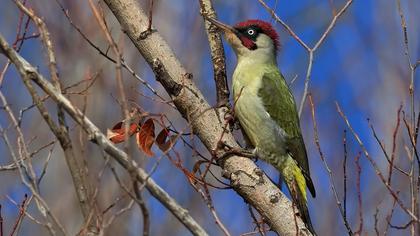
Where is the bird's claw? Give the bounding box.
[217,141,257,160]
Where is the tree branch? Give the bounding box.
[199,0,229,106]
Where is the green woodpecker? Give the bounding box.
[208,18,316,233]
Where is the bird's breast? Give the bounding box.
[233,76,287,157]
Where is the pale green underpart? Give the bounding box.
[232,54,307,200]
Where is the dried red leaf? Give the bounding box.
[155,128,178,152]
[107,121,138,144]
[155,128,169,146]
[112,121,124,132]
[137,119,155,156]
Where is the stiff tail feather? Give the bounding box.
[286,179,316,235]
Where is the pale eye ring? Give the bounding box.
[247,29,255,36]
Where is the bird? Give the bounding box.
[207,17,317,234]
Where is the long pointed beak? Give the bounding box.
[206,17,238,35]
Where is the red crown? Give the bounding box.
[235,19,280,51]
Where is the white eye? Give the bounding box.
[247,29,255,36]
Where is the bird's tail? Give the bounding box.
[285,171,316,235]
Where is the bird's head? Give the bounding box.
[207,18,279,63]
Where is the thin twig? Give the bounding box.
[309,95,352,235]
[6,195,53,235]
[133,181,151,236]
[9,194,28,236]
[396,1,419,233]
[368,115,409,177]
[389,105,403,183]
[354,152,363,235]
[0,0,30,85]
[336,102,419,222]
[298,0,353,116]
[146,0,154,31]
[389,220,415,230]
[248,205,266,236]
[257,0,309,50]
[343,129,348,221]
[52,0,172,108]
[0,93,67,236]
[402,113,420,169]
[384,196,398,236]
[257,0,353,116]
[374,204,380,236]
[87,0,131,152]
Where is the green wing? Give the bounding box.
[258,70,316,197]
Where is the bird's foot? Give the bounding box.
[217,141,257,160]
[219,104,241,132]
[224,113,240,132]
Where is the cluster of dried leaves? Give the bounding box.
[107,116,177,156]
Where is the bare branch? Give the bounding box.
[6,195,55,235]
[52,0,172,108]
[133,181,150,236]
[298,0,353,116]
[309,95,352,235]
[199,0,229,106]
[0,93,67,236]
[342,130,348,222]
[336,102,419,223]
[257,0,310,51]
[9,194,28,236]
[354,153,363,235]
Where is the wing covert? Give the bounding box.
[258,71,316,197]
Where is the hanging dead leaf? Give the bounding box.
[107,121,138,144]
[155,128,178,152]
[137,119,155,156]
[155,127,169,145]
